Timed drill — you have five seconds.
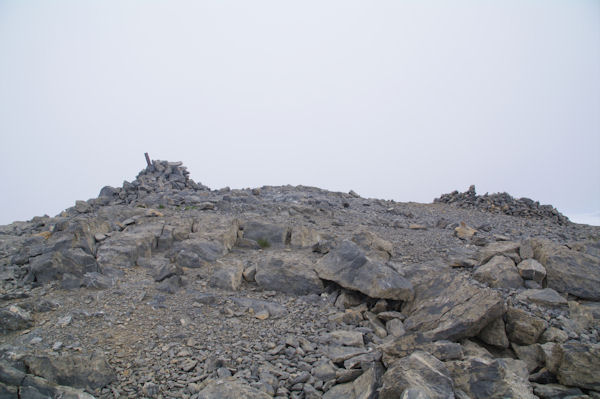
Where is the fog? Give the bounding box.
[1,1,599,225]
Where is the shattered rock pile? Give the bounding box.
[434,185,570,225]
[1,157,599,398]
[97,160,210,208]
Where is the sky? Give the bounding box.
[0,1,599,226]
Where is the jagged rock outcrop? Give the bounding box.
[1,157,599,398]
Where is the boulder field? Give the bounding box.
[1,159,599,398]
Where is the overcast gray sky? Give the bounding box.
[1,1,599,226]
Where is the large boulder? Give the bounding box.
[314,241,413,301]
[24,352,116,391]
[255,254,324,295]
[240,221,290,247]
[0,305,33,333]
[379,332,464,365]
[209,260,243,291]
[505,307,548,345]
[174,239,226,263]
[96,228,157,268]
[351,230,394,260]
[447,357,536,399]
[379,351,455,399]
[323,365,381,399]
[531,238,600,300]
[473,255,523,289]
[402,270,504,341]
[478,317,509,348]
[556,342,600,390]
[27,248,99,283]
[478,241,521,264]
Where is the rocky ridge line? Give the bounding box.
[1,157,599,399]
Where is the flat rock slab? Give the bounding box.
[532,238,600,300]
[478,241,521,264]
[256,254,324,295]
[516,288,567,307]
[314,240,413,301]
[24,352,116,391]
[402,269,504,341]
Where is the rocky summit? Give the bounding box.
[1,158,599,399]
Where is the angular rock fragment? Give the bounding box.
[447,357,536,399]
[478,241,521,264]
[557,342,600,390]
[516,258,546,283]
[478,317,509,348]
[379,351,454,399]
[24,352,116,391]
[516,289,567,307]
[0,305,33,333]
[209,260,243,290]
[403,271,504,341]
[531,238,600,300]
[314,241,413,301]
[256,255,323,295]
[473,255,523,289]
[505,307,547,345]
[323,365,381,399]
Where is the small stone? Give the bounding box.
[57,315,72,327]
[386,319,406,337]
[180,359,198,372]
[255,310,269,320]
[142,382,159,398]
[517,259,546,284]
[455,222,477,240]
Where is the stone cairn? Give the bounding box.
[434,185,569,225]
[98,155,209,205]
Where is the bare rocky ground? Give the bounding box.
[1,159,599,399]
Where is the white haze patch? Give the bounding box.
[0,1,599,225]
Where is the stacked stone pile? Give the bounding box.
[434,185,569,225]
[97,159,209,207]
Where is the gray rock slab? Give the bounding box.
[473,255,523,289]
[516,289,567,307]
[256,255,324,295]
[557,342,600,390]
[516,258,546,283]
[379,351,455,399]
[314,240,413,301]
[24,352,116,391]
[532,238,600,300]
[506,307,548,345]
[402,270,504,341]
[447,357,536,399]
[209,260,243,290]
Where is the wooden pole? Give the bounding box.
[144,152,151,167]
